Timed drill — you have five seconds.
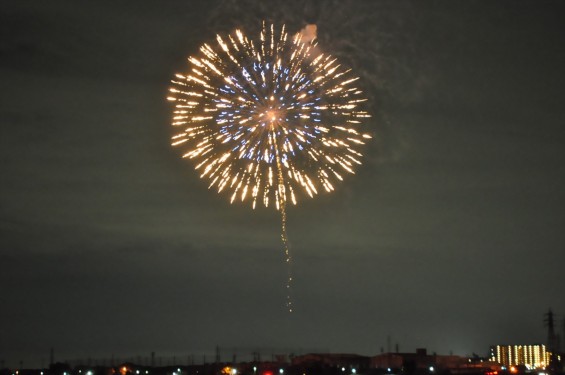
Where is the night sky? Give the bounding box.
[2,0,565,368]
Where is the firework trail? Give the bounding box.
[168,23,371,312]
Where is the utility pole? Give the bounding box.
[562,317,565,353]
[544,310,558,349]
[544,309,558,371]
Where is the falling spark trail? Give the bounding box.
[274,128,293,313]
[279,206,292,313]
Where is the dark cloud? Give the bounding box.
[1,0,565,369]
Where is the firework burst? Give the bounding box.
[168,23,371,312]
[168,23,371,210]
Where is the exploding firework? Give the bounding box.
[168,23,371,209]
[168,23,371,312]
